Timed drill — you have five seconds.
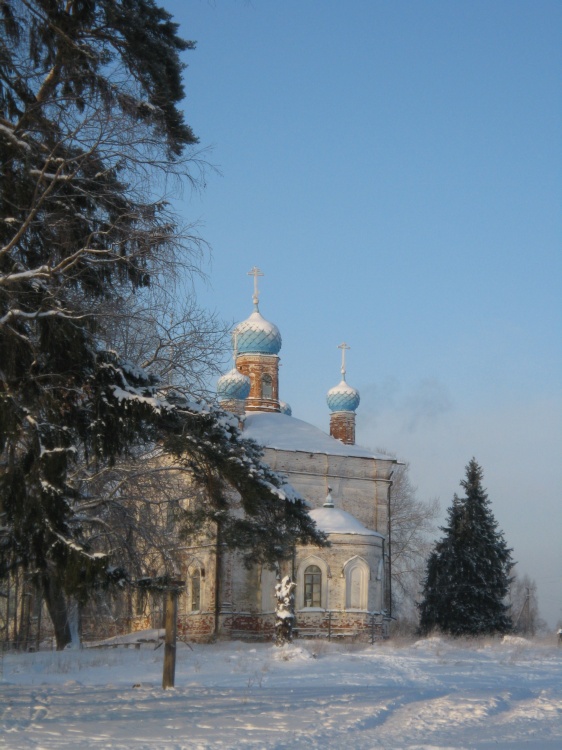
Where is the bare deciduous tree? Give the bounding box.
[376,451,439,628]
[510,570,546,636]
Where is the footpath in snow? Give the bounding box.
[1,633,561,749]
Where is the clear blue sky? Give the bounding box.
[164,0,561,627]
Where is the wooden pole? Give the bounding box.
[13,569,19,647]
[35,591,42,652]
[162,588,178,689]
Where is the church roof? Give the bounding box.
[326,379,360,412]
[216,367,251,401]
[232,266,282,355]
[326,343,360,412]
[233,310,282,355]
[243,411,393,460]
[309,506,384,537]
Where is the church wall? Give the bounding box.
[217,553,276,639]
[262,447,394,535]
[175,542,219,641]
[174,545,271,641]
[295,536,384,611]
[291,534,386,638]
[229,558,261,613]
[170,530,387,641]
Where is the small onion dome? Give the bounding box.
[279,401,292,416]
[326,380,360,412]
[216,367,250,401]
[233,310,282,355]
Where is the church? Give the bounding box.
[170,268,398,641]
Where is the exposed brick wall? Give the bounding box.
[294,610,386,640]
[177,613,215,641]
[329,411,356,444]
[220,613,276,639]
[129,615,155,633]
[236,353,280,412]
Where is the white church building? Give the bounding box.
[176,269,398,640]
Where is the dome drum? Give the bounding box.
[329,411,356,445]
[236,353,281,412]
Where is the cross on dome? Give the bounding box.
[248,266,264,310]
[233,268,282,356]
[338,342,350,381]
[327,342,360,416]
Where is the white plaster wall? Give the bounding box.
[294,534,384,613]
[262,448,394,535]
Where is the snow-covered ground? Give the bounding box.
[1,632,561,749]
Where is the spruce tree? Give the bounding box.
[418,459,513,636]
[0,1,326,647]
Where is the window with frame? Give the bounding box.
[304,565,322,608]
[190,570,201,611]
[261,373,273,399]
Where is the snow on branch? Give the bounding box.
[111,385,174,415]
[0,307,82,326]
[29,168,72,180]
[0,122,31,151]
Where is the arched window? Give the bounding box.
[261,373,273,399]
[344,557,369,610]
[348,566,363,609]
[297,556,329,609]
[190,570,201,612]
[304,565,322,608]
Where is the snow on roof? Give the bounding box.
[243,411,393,460]
[309,506,383,537]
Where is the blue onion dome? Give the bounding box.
[217,367,251,401]
[279,401,292,416]
[233,310,282,355]
[327,343,360,412]
[326,380,360,412]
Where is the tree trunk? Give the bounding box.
[41,575,71,650]
[67,598,83,648]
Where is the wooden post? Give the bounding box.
[35,591,42,652]
[13,569,19,647]
[162,580,184,690]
